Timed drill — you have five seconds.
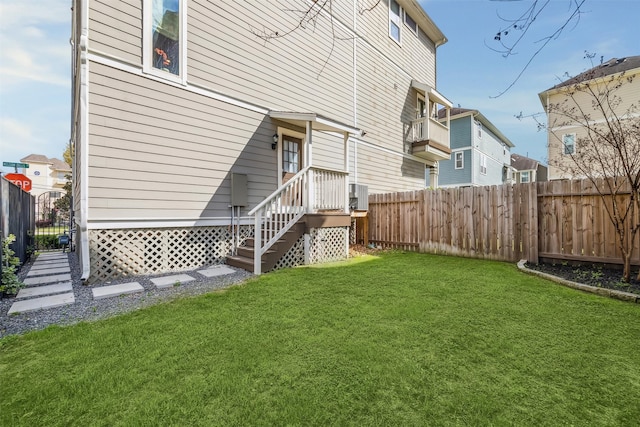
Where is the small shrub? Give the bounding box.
[34,235,63,250]
[1,234,25,296]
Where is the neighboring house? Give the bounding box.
[510,153,547,184]
[539,55,640,180]
[20,154,71,221]
[426,108,514,187]
[71,0,452,283]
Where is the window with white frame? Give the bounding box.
[480,154,487,175]
[562,133,576,155]
[455,152,464,169]
[520,171,530,183]
[389,0,401,44]
[144,0,185,81]
[404,10,417,34]
[476,121,483,139]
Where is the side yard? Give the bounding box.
[1,252,639,426]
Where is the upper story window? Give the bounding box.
[480,154,487,175]
[404,10,417,34]
[520,171,530,183]
[476,121,483,139]
[562,133,576,155]
[455,152,464,169]
[144,0,186,83]
[389,0,401,44]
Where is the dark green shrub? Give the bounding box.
[34,234,63,250]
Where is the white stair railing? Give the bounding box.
[248,166,348,275]
[248,166,310,275]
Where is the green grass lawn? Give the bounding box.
[1,252,639,426]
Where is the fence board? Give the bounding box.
[368,177,639,266]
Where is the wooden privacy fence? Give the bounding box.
[368,178,640,265]
[537,178,640,265]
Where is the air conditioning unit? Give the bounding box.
[349,184,368,211]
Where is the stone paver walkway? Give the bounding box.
[8,252,74,315]
[7,252,240,315]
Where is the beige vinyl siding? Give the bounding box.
[546,72,640,179]
[89,0,140,64]
[188,0,354,124]
[310,132,347,171]
[355,0,436,85]
[87,62,277,219]
[354,143,425,193]
[355,42,417,154]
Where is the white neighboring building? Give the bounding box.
[20,154,71,220]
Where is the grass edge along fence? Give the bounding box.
[368,178,640,266]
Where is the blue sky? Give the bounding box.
[422,0,640,162]
[1,0,639,174]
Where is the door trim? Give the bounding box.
[277,127,306,186]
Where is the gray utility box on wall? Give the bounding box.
[231,173,248,207]
[349,184,368,211]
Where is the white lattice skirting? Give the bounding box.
[88,225,347,283]
[274,227,349,271]
[88,225,253,284]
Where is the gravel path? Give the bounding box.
[0,252,253,338]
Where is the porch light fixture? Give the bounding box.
[272,133,278,150]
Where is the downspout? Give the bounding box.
[78,0,90,281]
[352,1,358,184]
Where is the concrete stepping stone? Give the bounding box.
[17,282,73,299]
[27,267,71,277]
[92,282,144,300]
[33,258,69,265]
[8,293,75,315]
[198,265,236,278]
[151,274,196,289]
[24,273,72,286]
[30,262,69,271]
[37,253,68,260]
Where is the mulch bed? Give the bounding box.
[525,261,640,296]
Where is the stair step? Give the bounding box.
[226,255,261,272]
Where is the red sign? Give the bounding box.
[4,173,32,192]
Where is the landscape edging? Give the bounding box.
[517,260,640,304]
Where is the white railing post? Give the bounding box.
[307,168,315,213]
[344,133,349,214]
[254,211,261,275]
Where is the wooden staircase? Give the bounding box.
[226,220,306,273]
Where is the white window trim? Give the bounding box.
[455,152,464,169]
[403,10,417,35]
[520,171,530,183]
[476,120,483,139]
[143,0,188,85]
[389,0,402,45]
[480,154,487,175]
[562,133,576,155]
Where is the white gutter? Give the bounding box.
[78,0,90,281]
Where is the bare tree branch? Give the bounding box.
[489,0,587,97]
[250,0,379,78]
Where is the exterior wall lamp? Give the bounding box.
[272,134,278,150]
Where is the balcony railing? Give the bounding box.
[411,116,449,148]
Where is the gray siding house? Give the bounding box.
[71,0,452,282]
[427,108,514,187]
[511,153,547,183]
